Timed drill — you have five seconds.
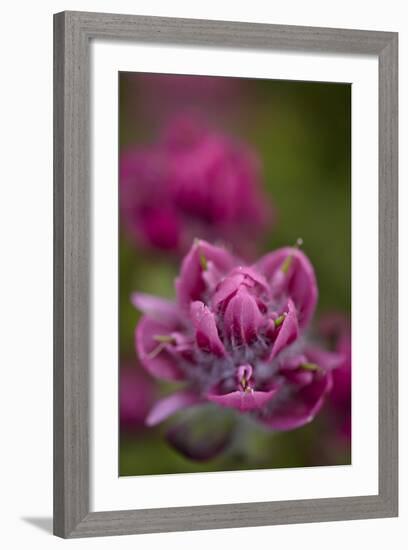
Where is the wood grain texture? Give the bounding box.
[53,10,398,538]
[63,11,394,53]
[53,11,90,537]
[378,35,398,513]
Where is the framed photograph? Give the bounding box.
[53,11,398,538]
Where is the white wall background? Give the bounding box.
[0,1,405,548]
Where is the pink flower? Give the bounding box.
[319,313,352,439]
[133,240,341,432]
[120,363,155,431]
[120,116,272,256]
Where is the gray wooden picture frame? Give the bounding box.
[53,10,398,538]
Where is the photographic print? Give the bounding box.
[119,72,351,477]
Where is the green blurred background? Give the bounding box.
[119,73,351,476]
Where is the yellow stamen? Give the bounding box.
[147,335,175,359]
[275,313,286,327]
[199,251,208,271]
[300,362,320,371]
[153,334,174,343]
[281,238,303,274]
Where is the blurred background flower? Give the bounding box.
[121,73,245,131]
[319,313,352,440]
[119,72,351,476]
[120,115,271,257]
[119,362,155,431]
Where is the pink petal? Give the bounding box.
[279,353,309,370]
[211,266,269,312]
[283,369,314,386]
[223,287,264,345]
[269,299,299,360]
[256,247,318,329]
[211,272,245,310]
[207,388,277,412]
[176,240,236,310]
[135,316,184,381]
[261,371,333,431]
[131,292,181,327]
[146,391,201,426]
[305,346,344,371]
[190,301,227,357]
[120,364,154,428]
[230,266,270,294]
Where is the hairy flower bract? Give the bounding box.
[133,239,341,431]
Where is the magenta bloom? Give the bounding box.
[133,240,341,432]
[120,363,155,431]
[319,314,352,438]
[120,117,271,256]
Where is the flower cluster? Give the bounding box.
[120,116,271,256]
[133,239,342,432]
